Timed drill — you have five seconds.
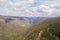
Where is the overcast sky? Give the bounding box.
[0,0,60,17]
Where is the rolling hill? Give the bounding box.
[24,17,60,40]
[0,15,33,40]
[0,15,60,40]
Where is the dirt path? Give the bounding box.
[36,30,44,40]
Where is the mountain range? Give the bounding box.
[0,15,60,40]
[0,15,48,40]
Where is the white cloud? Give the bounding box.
[0,0,36,17]
[39,5,54,13]
[36,0,60,17]
[9,0,35,7]
[0,0,60,17]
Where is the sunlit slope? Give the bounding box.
[0,16,60,40]
[0,16,33,40]
[24,17,60,40]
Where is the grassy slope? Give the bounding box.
[24,17,60,40]
[0,20,31,40]
[0,16,33,40]
[0,16,60,40]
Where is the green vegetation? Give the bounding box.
[0,17,60,40]
[24,17,60,40]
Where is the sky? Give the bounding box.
[0,0,60,17]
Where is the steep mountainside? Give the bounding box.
[0,15,33,40]
[24,17,60,40]
[0,15,60,40]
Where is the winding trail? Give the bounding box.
[36,30,44,40]
[23,30,44,40]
